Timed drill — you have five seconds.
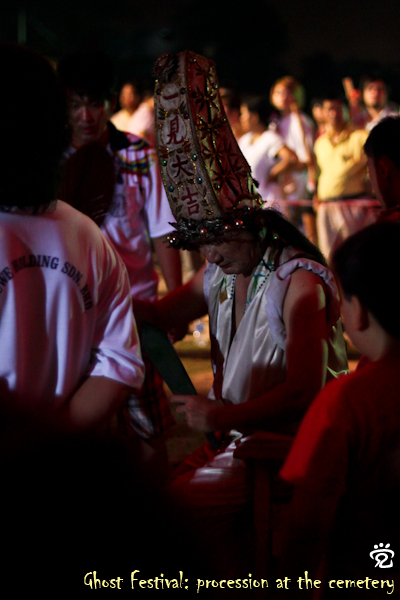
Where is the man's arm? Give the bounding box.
[171,268,329,432]
[59,376,131,434]
[133,264,208,332]
[269,146,298,181]
[152,235,182,292]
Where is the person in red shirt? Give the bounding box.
[279,221,400,597]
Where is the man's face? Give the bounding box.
[119,84,140,112]
[67,91,112,149]
[240,104,260,134]
[271,84,293,112]
[312,104,325,126]
[322,100,344,128]
[199,232,258,277]
[363,81,387,111]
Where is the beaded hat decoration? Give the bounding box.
[154,50,263,248]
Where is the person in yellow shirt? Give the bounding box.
[314,95,372,261]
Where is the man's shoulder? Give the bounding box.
[348,126,369,143]
[108,121,151,154]
[282,111,314,131]
[54,200,104,233]
[123,133,152,152]
[319,357,399,412]
[261,128,283,144]
[238,131,252,148]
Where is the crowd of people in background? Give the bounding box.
[110,71,398,262]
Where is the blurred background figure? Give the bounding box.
[311,97,326,139]
[270,76,318,244]
[363,115,400,217]
[345,74,398,132]
[314,94,371,261]
[220,86,244,140]
[239,94,297,213]
[110,80,141,133]
[127,87,156,147]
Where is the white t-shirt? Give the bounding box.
[239,129,285,202]
[0,200,144,414]
[277,112,315,200]
[110,109,135,134]
[127,102,155,147]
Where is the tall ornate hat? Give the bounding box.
[154,50,263,247]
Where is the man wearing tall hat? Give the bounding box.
[135,50,348,572]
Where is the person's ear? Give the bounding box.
[376,156,391,182]
[350,295,369,332]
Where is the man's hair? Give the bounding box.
[242,95,274,128]
[360,73,387,91]
[321,92,343,104]
[364,115,400,171]
[310,97,323,109]
[220,87,242,113]
[332,221,400,339]
[57,51,116,101]
[0,44,67,211]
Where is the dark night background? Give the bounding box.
[2,0,400,110]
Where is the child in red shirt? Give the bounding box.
[280,222,400,597]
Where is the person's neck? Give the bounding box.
[249,124,267,142]
[326,121,346,138]
[364,320,400,362]
[366,106,384,121]
[371,338,400,362]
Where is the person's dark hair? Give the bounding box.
[57,51,116,101]
[321,92,344,104]
[332,221,400,339]
[0,44,67,211]
[243,95,275,128]
[363,115,400,171]
[251,208,327,267]
[360,73,387,92]
[220,87,242,113]
[310,97,323,109]
[120,79,138,91]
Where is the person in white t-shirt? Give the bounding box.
[270,76,318,244]
[127,90,156,147]
[110,81,141,133]
[239,95,298,215]
[0,44,144,448]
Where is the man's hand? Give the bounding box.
[170,394,219,433]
